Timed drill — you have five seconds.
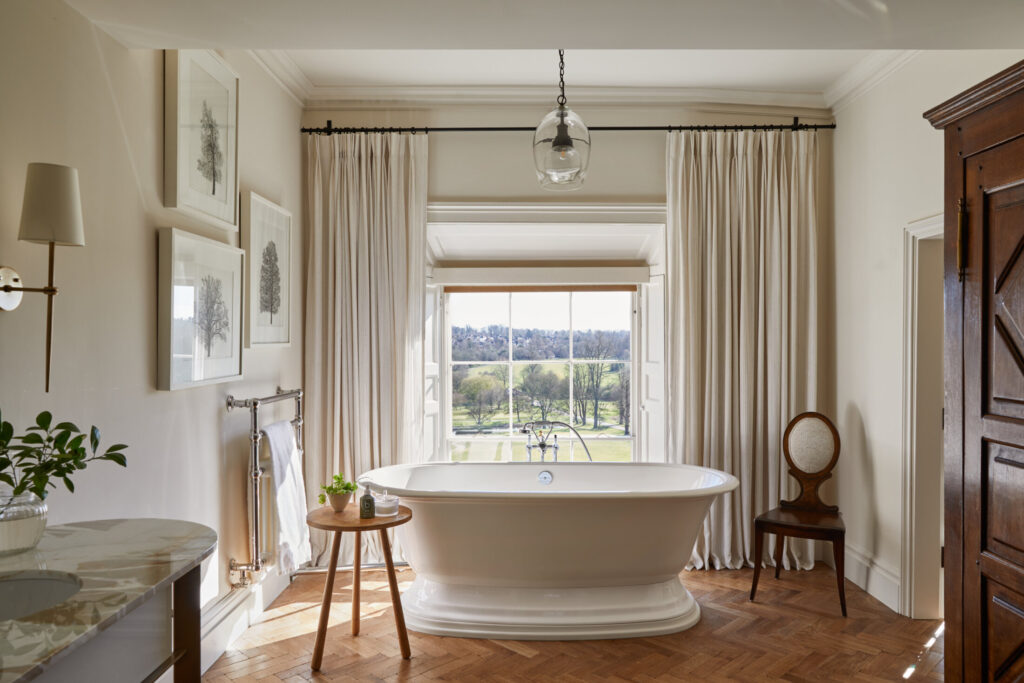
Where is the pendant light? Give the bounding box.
[533,50,590,191]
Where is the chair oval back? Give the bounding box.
[781,412,840,512]
[783,412,840,475]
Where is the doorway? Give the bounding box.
[901,214,944,619]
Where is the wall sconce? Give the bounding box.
[0,163,85,392]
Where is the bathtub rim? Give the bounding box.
[357,461,739,500]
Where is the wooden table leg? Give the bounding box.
[750,522,764,601]
[312,530,342,671]
[833,533,847,617]
[379,528,411,659]
[352,530,361,636]
[774,534,785,579]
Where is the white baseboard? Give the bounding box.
[198,570,292,673]
[845,543,901,613]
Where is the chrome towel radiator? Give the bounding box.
[226,387,303,586]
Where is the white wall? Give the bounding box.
[0,0,304,607]
[833,50,1024,609]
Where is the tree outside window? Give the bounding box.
[448,290,633,461]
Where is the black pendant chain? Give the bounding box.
[557,49,567,107]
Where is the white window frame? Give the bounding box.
[424,202,667,464]
[442,289,638,461]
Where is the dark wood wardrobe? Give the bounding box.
[925,60,1024,681]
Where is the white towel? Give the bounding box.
[263,420,311,575]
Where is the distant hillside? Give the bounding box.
[452,325,628,362]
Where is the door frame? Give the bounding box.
[900,212,945,618]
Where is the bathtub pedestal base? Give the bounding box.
[402,576,701,641]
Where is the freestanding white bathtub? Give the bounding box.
[358,462,738,640]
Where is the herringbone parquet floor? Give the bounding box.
[204,563,943,682]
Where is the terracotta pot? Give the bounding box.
[327,492,352,512]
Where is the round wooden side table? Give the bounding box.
[306,504,413,670]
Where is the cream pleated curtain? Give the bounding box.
[304,132,427,566]
[666,130,820,571]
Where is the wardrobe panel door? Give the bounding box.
[963,136,1024,680]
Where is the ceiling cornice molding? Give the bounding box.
[248,49,313,106]
[824,50,920,113]
[247,51,831,110]
[251,48,897,113]
[303,84,827,110]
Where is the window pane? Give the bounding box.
[512,363,570,428]
[506,438,633,462]
[572,291,631,360]
[451,364,510,435]
[450,292,508,361]
[512,292,569,360]
[570,438,633,462]
[449,439,512,462]
[571,362,630,437]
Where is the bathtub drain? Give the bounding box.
[538,470,553,485]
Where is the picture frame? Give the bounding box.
[158,228,244,390]
[164,50,239,231]
[241,191,291,346]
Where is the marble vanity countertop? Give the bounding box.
[0,518,217,683]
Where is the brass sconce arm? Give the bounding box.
[4,163,86,393]
[0,242,60,392]
[1,285,59,295]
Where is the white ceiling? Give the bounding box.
[64,0,1024,49]
[289,50,866,91]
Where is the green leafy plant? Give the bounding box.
[0,409,128,503]
[317,473,357,505]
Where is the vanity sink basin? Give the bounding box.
[0,570,82,621]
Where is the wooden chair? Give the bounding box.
[749,411,847,616]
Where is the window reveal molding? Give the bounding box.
[432,265,650,287]
[445,285,637,293]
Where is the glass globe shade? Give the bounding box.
[533,105,591,191]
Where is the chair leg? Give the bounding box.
[833,533,847,617]
[750,523,764,601]
[774,535,785,579]
[352,530,361,636]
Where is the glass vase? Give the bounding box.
[0,489,47,556]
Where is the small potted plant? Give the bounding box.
[0,409,128,555]
[318,473,358,512]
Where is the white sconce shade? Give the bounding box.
[19,163,86,246]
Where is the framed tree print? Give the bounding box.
[241,191,291,346]
[164,50,239,231]
[158,228,244,390]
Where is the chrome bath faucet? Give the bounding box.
[520,421,593,462]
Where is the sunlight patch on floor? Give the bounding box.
[903,621,944,679]
[225,570,415,652]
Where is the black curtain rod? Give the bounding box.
[301,117,835,135]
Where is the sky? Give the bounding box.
[173,285,195,319]
[448,291,631,331]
